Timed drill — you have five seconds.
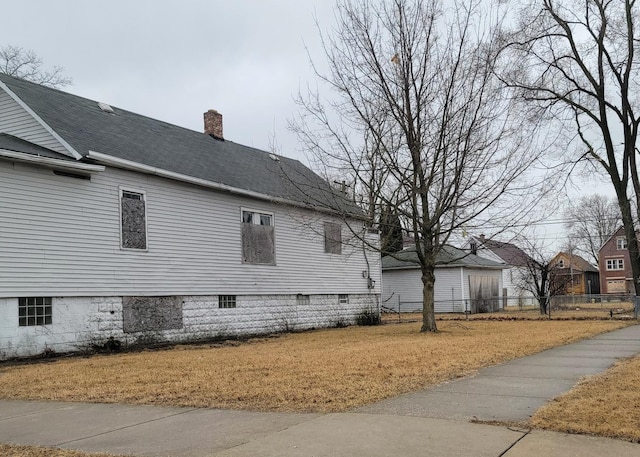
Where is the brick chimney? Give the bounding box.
[204,109,223,140]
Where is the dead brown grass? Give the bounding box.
[0,321,629,413]
[0,444,121,457]
[531,354,640,442]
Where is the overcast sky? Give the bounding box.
[1,0,618,252]
[1,0,336,161]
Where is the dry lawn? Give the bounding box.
[531,354,640,442]
[0,321,629,413]
[0,444,121,457]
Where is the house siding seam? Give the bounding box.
[0,89,69,155]
[0,294,379,359]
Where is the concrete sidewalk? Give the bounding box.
[1,325,639,456]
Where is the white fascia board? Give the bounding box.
[0,148,104,173]
[0,80,83,160]
[87,150,307,208]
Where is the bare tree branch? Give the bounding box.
[0,45,72,88]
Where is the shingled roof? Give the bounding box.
[0,73,359,216]
[472,236,533,267]
[382,245,505,270]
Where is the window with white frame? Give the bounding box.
[120,189,147,250]
[218,295,236,308]
[241,209,275,264]
[557,259,565,268]
[617,237,628,250]
[324,222,342,254]
[606,258,624,270]
[19,297,52,326]
[338,294,349,305]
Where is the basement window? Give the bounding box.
[297,294,310,306]
[19,297,52,326]
[218,295,237,309]
[120,189,147,250]
[338,294,349,305]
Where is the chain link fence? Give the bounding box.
[382,293,639,323]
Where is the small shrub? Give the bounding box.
[356,308,381,326]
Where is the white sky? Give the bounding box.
[0,0,619,253]
[1,0,336,160]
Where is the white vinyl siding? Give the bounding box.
[0,89,69,155]
[382,266,503,313]
[0,162,381,297]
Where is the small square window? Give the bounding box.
[338,294,349,305]
[617,237,628,250]
[297,294,310,306]
[218,295,237,309]
[18,297,52,326]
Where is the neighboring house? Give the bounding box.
[599,227,637,294]
[465,235,536,305]
[0,74,381,359]
[382,245,506,313]
[550,252,600,295]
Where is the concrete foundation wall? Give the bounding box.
[0,293,380,359]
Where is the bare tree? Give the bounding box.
[517,240,569,314]
[564,194,622,265]
[292,0,552,331]
[500,0,640,295]
[0,45,71,88]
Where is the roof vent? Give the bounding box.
[98,102,115,114]
[268,153,280,161]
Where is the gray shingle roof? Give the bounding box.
[0,74,359,215]
[473,236,533,267]
[382,245,506,270]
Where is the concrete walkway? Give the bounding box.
[1,325,639,456]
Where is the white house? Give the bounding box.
[466,235,536,306]
[382,245,505,313]
[0,74,381,359]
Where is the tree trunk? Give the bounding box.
[614,186,640,296]
[420,266,438,332]
[539,296,548,315]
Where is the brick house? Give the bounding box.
[599,227,636,294]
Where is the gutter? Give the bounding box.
[87,150,362,218]
[0,148,105,173]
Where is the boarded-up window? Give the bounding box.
[121,190,147,250]
[242,210,275,264]
[324,222,342,254]
[468,275,500,313]
[122,296,183,333]
[607,280,626,293]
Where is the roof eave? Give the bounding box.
[0,148,104,173]
[87,150,362,218]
